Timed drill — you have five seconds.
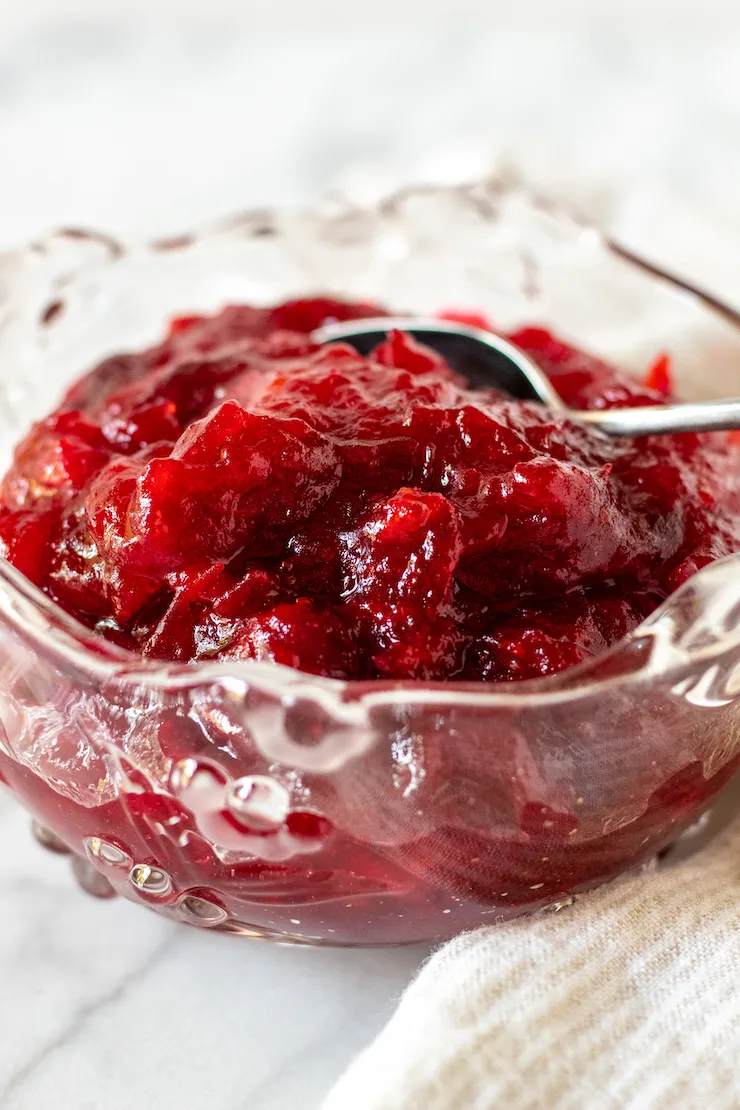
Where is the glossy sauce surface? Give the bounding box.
[2,298,739,681]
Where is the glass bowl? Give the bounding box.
[1,179,740,946]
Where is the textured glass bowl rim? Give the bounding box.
[2,178,740,713]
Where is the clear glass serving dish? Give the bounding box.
[1,179,740,945]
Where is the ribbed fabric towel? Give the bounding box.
[322,808,740,1110]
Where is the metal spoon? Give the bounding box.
[313,316,740,437]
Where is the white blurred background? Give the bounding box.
[1,0,740,292]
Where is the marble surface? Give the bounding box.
[0,792,430,1110]
[2,2,740,1107]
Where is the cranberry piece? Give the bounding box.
[341,488,464,679]
[158,305,270,357]
[0,505,59,586]
[61,354,147,413]
[131,402,341,568]
[223,599,359,679]
[281,526,342,597]
[210,568,280,618]
[47,505,110,617]
[642,352,673,397]
[104,355,257,433]
[141,564,281,660]
[463,586,656,682]
[438,309,494,330]
[265,297,382,334]
[373,329,449,376]
[1,413,110,509]
[85,456,162,621]
[142,567,220,661]
[167,315,203,337]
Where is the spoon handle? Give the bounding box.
[576,399,740,437]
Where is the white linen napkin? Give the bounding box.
[322,805,740,1110]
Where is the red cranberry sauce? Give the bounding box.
[2,298,740,942]
[2,297,740,682]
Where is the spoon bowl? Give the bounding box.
[314,316,740,437]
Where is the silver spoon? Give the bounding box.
[313,316,740,437]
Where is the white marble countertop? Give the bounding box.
[2,3,740,1107]
[0,791,430,1109]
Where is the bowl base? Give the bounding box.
[30,794,735,946]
